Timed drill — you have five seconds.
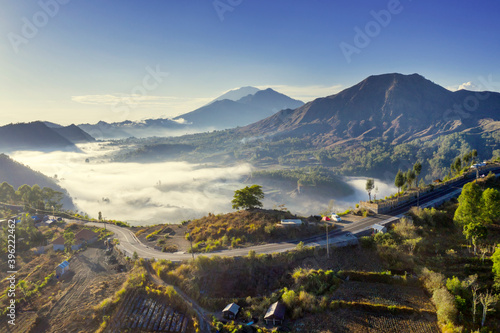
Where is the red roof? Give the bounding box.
[52,236,65,245]
[75,229,98,242]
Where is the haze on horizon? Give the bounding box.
[1,1,500,126]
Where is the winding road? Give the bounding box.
[85,165,500,262]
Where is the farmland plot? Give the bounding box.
[331,281,435,311]
[293,309,440,333]
[106,291,191,333]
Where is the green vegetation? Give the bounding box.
[186,210,322,252]
[231,185,265,210]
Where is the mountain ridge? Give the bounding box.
[238,73,500,146]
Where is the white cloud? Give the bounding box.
[255,84,343,102]
[458,81,480,91]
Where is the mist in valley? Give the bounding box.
[11,143,397,225]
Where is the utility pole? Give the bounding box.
[187,233,194,260]
[326,223,330,259]
[417,189,420,208]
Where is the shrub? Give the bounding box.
[432,287,458,324]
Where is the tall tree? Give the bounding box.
[231,185,265,210]
[453,157,462,175]
[63,231,75,252]
[365,178,375,201]
[454,182,483,227]
[482,188,500,224]
[479,290,497,327]
[395,170,405,195]
[463,222,487,255]
[406,169,416,189]
[0,182,16,203]
[413,161,422,187]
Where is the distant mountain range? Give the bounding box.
[77,87,304,139]
[0,121,95,152]
[239,73,500,146]
[174,88,304,129]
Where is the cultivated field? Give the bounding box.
[105,290,192,333]
[331,281,435,311]
[293,309,440,333]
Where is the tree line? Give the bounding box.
[0,181,64,211]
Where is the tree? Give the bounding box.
[406,169,416,189]
[395,170,405,195]
[467,275,479,323]
[454,182,482,227]
[463,222,487,255]
[453,157,462,175]
[0,182,16,203]
[365,178,375,201]
[231,185,264,210]
[492,246,500,284]
[413,161,422,187]
[472,149,478,163]
[479,290,497,327]
[482,188,500,224]
[63,231,75,252]
[98,211,103,221]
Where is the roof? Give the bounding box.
[75,229,98,242]
[57,260,70,269]
[52,236,65,245]
[222,303,240,315]
[372,224,387,231]
[264,301,286,320]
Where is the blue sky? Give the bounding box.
[1,0,500,125]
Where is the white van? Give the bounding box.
[331,213,342,222]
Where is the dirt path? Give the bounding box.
[35,247,128,333]
[146,264,213,333]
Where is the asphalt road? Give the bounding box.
[86,165,500,262]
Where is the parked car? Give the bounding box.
[331,213,342,222]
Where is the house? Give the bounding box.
[222,302,240,319]
[52,236,66,251]
[280,219,303,226]
[264,301,286,326]
[72,229,99,250]
[55,260,70,278]
[372,224,387,234]
[52,229,99,251]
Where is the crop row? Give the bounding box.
[107,291,189,332]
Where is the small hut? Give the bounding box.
[264,301,285,325]
[222,302,240,319]
[56,260,70,278]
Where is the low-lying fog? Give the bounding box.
[12,143,397,226]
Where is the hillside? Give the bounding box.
[239,73,500,146]
[0,121,78,152]
[0,154,75,209]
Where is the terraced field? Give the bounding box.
[294,309,440,333]
[106,291,192,333]
[331,281,435,311]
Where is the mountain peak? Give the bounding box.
[240,73,500,146]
